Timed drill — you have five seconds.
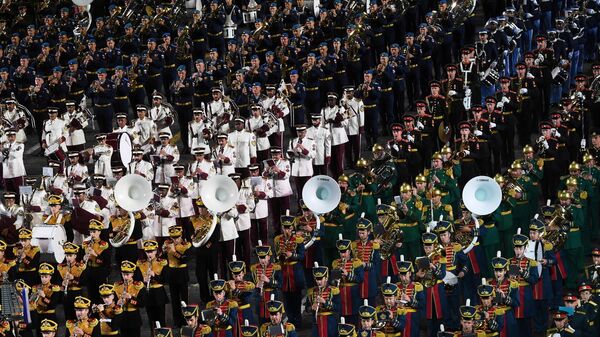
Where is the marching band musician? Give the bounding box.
[153,184,178,243]
[41,107,67,166]
[89,68,116,134]
[181,304,213,337]
[65,59,88,105]
[164,226,192,327]
[188,148,216,197]
[306,114,331,176]
[307,263,340,337]
[356,301,385,337]
[295,201,322,286]
[454,122,481,187]
[288,124,316,203]
[229,117,257,168]
[260,84,289,148]
[455,302,486,337]
[114,260,147,337]
[208,87,233,134]
[394,183,424,266]
[72,184,103,244]
[341,87,363,168]
[395,257,426,337]
[439,65,464,142]
[154,132,180,185]
[3,99,28,143]
[474,281,505,337]
[58,242,88,321]
[546,309,578,337]
[260,298,297,337]
[87,134,113,179]
[548,112,570,174]
[577,283,599,336]
[509,232,540,334]
[189,200,219,304]
[129,149,154,183]
[137,240,169,328]
[338,320,357,337]
[171,165,197,241]
[417,230,448,336]
[95,284,124,337]
[263,147,292,235]
[352,217,381,305]
[66,296,101,337]
[251,242,282,325]
[63,101,89,152]
[226,257,257,327]
[214,133,237,176]
[246,104,274,163]
[322,93,348,178]
[232,173,255,266]
[207,275,239,337]
[248,164,271,246]
[274,215,305,328]
[15,228,40,286]
[189,109,211,152]
[84,220,112,304]
[110,205,141,265]
[387,123,411,185]
[467,105,492,176]
[66,151,89,184]
[332,236,365,325]
[0,240,16,283]
[171,65,194,154]
[354,70,381,148]
[370,143,397,205]
[560,292,591,337]
[402,115,424,179]
[33,263,61,337]
[39,319,59,337]
[375,280,406,337]
[0,129,23,197]
[535,122,561,201]
[113,114,134,135]
[112,66,130,118]
[149,94,174,136]
[132,106,158,154]
[12,279,34,337]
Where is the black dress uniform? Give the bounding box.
[57,243,88,321]
[84,220,112,304]
[115,261,147,337]
[143,40,165,98]
[96,284,124,337]
[89,69,116,133]
[171,69,194,154]
[126,57,147,109]
[535,122,561,201]
[112,67,130,115]
[64,59,88,104]
[33,263,61,337]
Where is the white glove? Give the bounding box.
[489,122,496,128]
[501,96,510,104]
[465,88,472,97]
[448,90,457,97]
[474,130,483,136]
[416,121,424,130]
[407,135,415,142]
[519,88,528,95]
[463,150,470,156]
[496,102,504,108]
[534,59,540,66]
[444,126,450,134]
[581,139,587,149]
[478,71,485,77]
[551,128,561,138]
[542,140,549,150]
[538,54,545,62]
[393,144,400,152]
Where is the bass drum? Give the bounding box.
[105,132,133,167]
[31,224,67,263]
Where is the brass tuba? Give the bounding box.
[541,205,571,252]
[109,212,136,247]
[192,215,218,247]
[449,0,477,29]
[375,203,403,260]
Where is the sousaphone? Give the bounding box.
[193,175,239,247]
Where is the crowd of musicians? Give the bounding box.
[1,1,600,337]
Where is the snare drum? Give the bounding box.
[242,11,257,24]
[105,132,133,167]
[44,143,67,161]
[224,25,236,40]
[31,224,67,263]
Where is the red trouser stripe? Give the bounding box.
[260,290,272,318]
[515,287,525,318]
[340,286,353,316]
[360,270,370,298]
[533,277,543,300]
[404,312,413,337]
[468,250,480,274]
[282,264,296,292]
[317,315,328,337]
[555,252,567,279]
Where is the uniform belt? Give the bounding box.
[95,103,111,108]
[433,115,444,120]
[502,111,513,115]
[501,210,512,215]
[336,70,345,74]
[71,90,84,95]
[193,39,205,42]
[383,24,394,28]
[125,308,138,312]
[208,32,223,36]
[102,331,119,335]
[149,73,161,78]
[19,268,36,272]
[484,224,496,229]
[423,56,432,60]
[381,88,392,92]
[422,133,430,137]
[165,64,176,69]
[462,158,474,162]
[408,148,418,152]
[292,104,303,108]
[68,286,82,291]
[518,281,529,286]
[399,222,418,227]
[306,87,318,91]
[176,102,192,106]
[516,201,528,205]
[89,262,104,267]
[256,48,267,53]
[320,77,333,81]
[86,71,97,75]
[543,157,555,161]
[362,192,372,195]
[239,304,251,309]
[132,85,144,89]
[557,143,565,148]
[491,130,498,134]
[271,34,281,38]
[38,310,55,314]
[478,139,488,142]
[394,159,407,163]
[364,104,376,108]
[569,128,576,132]
[375,33,383,37]
[150,284,164,289]
[283,261,298,265]
[409,64,418,69]
[170,264,188,268]
[342,282,358,286]
[570,228,579,232]
[106,68,115,72]
[317,312,333,316]
[115,96,128,100]
[51,98,66,103]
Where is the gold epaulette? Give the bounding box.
[509,280,520,289]
[331,286,340,295]
[88,318,99,327]
[66,320,75,328]
[228,300,239,309]
[414,282,424,292]
[51,284,61,292]
[284,323,295,332]
[132,281,144,290]
[352,258,363,268]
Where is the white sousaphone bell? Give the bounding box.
[194,175,239,247]
[301,175,341,248]
[462,175,502,216]
[112,174,154,247]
